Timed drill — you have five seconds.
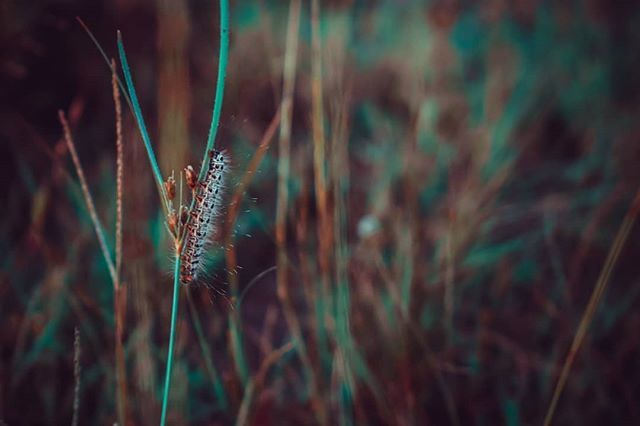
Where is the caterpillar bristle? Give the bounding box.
[180,150,229,285]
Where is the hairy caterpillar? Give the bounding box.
[180,150,228,284]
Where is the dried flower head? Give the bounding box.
[167,210,178,234]
[180,205,189,225]
[184,165,197,190]
[164,174,176,200]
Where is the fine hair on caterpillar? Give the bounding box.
[181,150,229,285]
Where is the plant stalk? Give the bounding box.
[543,190,640,425]
[200,0,229,181]
[160,250,181,426]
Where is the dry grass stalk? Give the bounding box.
[58,110,117,284]
[112,59,124,283]
[276,1,326,424]
[111,59,128,426]
[311,0,333,322]
[71,327,81,426]
[543,189,640,425]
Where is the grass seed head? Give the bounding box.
[184,165,197,190]
[164,175,176,200]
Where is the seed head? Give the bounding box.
[184,165,197,190]
[164,175,176,200]
[167,209,178,234]
[180,205,189,225]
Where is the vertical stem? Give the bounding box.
[160,252,181,426]
[114,285,127,425]
[113,59,124,282]
[276,0,328,424]
[275,0,300,330]
[331,75,354,426]
[112,58,128,426]
[72,327,81,426]
[180,0,229,246]
[310,0,332,374]
[199,0,229,181]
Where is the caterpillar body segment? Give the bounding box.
[180,150,228,284]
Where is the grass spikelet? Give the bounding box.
[71,327,81,426]
[58,110,117,285]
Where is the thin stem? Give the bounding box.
[199,0,229,181]
[543,190,640,426]
[308,0,332,421]
[331,70,356,425]
[71,327,81,426]
[59,111,117,285]
[179,0,230,249]
[111,59,128,426]
[310,0,331,307]
[274,0,329,424]
[112,58,124,284]
[160,250,181,426]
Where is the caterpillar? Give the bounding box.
[180,150,228,284]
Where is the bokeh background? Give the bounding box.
[2,0,640,424]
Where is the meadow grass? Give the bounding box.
[5,1,640,424]
[62,1,229,424]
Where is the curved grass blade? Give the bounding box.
[116,32,168,211]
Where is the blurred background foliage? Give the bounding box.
[2,0,640,424]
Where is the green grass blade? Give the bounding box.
[116,32,166,199]
[198,0,229,181]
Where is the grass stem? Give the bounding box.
[58,111,117,285]
[160,250,181,426]
[543,190,640,425]
[199,0,229,182]
[310,0,333,378]
[180,0,229,250]
[275,1,329,424]
[111,59,128,426]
